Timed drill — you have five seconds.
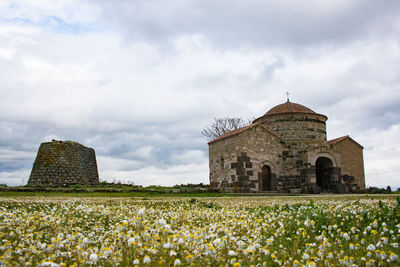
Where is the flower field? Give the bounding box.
[0,196,399,266]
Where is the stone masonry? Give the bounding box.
[208,100,365,193]
[28,140,99,187]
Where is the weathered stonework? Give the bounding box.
[208,101,365,193]
[28,140,99,187]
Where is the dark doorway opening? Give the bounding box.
[262,165,271,191]
[316,157,334,192]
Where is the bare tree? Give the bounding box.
[202,117,252,141]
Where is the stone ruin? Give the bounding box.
[28,140,99,187]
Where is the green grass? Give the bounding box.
[1,191,400,200]
[0,191,229,198]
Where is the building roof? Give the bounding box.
[208,125,253,144]
[264,100,316,116]
[208,123,280,144]
[252,100,327,123]
[328,135,364,149]
[327,135,349,145]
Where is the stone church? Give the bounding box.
[208,100,365,193]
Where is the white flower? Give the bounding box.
[138,208,146,216]
[237,240,245,249]
[133,259,140,265]
[174,259,181,266]
[143,255,151,264]
[213,238,222,247]
[38,262,60,267]
[367,244,376,251]
[228,250,237,256]
[343,233,350,241]
[157,218,167,225]
[390,253,398,261]
[128,237,136,247]
[89,253,98,263]
[163,242,171,249]
[170,250,177,256]
[102,247,112,257]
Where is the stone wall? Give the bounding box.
[331,138,365,191]
[28,140,99,187]
[209,124,283,192]
[208,105,365,194]
[260,113,328,145]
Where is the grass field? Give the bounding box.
[1,194,399,266]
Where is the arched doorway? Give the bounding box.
[262,165,271,191]
[316,157,333,192]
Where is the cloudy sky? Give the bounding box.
[1,0,399,188]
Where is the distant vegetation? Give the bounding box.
[0,181,217,197]
[0,182,399,197]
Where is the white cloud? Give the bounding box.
[0,0,399,188]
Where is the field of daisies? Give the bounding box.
[0,196,399,266]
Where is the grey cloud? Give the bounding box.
[93,0,400,47]
[1,1,400,187]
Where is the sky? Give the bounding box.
[0,0,399,188]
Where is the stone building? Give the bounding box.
[28,140,99,187]
[208,100,365,193]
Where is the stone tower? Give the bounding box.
[28,140,99,187]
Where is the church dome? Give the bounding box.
[264,101,316,116]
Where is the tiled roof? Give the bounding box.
[208,124,281,144]
[327,135,349,145]
[208,125,253,144]
[328,135,364,149]
[264,101,316,116]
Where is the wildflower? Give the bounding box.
[157,218,167,225]
[170,250,177,256]
[228,250,237,256]
[186,255,193,263]
[38,262,60,267]
[138,208,146,216]
[390,252,398,261]
[102,247,112,257]
[133,259,140,265]
[343,233,350,241]
[127,238,136,247]
[173,259,181,266]
[367,244,376,251]
[89,253,98,263]
[143,255,151,264]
